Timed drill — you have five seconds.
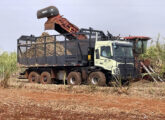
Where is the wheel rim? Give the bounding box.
[43,76,48,83]
[91,77,99,85]
[70,77,76,84]
[31,75,36,82]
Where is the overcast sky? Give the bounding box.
[0,0,165,52]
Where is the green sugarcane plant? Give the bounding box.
[0,51,17,88]
[140,35,165,77]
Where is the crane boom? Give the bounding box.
[37,6,87,40]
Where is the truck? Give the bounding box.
[19,6,158,86]
[18,28,136,86]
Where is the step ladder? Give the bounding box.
[140,62,164,82]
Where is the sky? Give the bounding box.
[0,0,165,52]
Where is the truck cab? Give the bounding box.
[94,40,135,81]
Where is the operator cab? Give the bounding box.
[124,36,150,57]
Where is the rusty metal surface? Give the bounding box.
[44,15,87,40]
[124,36,150,40]
[37,6,87,40]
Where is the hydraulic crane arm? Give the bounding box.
[37,6,87,40]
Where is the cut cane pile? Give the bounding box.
[24,32,72,58]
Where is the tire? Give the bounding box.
[67,72,82,85]
[40,72,52,84]
[28,71,40,83]
[163,73,165,79]
[88,72,106,86]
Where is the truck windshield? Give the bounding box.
[113,46,133,58]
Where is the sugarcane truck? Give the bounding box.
[18,28,135,86]
[18,6,152,86]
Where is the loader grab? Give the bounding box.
[37,6,87,40]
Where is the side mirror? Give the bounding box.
[96,49,100,59]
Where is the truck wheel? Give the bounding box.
[28,71,40,83]
[88,72,106,86]
[67,72,82,85]
[40,72,52,84]
[163,73,165,79]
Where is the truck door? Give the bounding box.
[95,46,112,68]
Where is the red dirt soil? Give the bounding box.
[0,88,165,120]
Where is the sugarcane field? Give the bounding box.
[0,1,165,120]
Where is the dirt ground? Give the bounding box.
[0,79,165,120]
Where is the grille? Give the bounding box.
[118,64,135,79]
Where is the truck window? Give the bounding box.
[142,41,147,53]
[113,46,133,58]
[101,46,111,58]
[135,41,142,54]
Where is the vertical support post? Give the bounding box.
[54,35,57,64]
[31,37,33,63]
[26,39,28,65]
[78,42,83,61]
[95,32,98,42]
[76,34,79,63]
[89,29,92,48]
[35,38,37,64]
[64,36,67,63]
[44,36,46,64]
[88,28,92,66]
